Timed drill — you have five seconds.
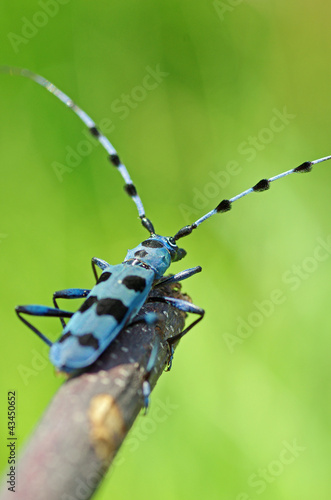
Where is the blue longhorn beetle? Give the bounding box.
[2,66,331,409]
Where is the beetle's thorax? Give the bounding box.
[123,235,180,279]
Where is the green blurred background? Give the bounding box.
[1,1,331,498]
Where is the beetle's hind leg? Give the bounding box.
[53,288,91,327]
[15,305,74,347]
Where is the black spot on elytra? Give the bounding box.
[134,250,148,258]
[79,295,98,313]
[96,298,128,323]
[97,271,112,284]
[78,333,99,350]
[142,239,164,249]
[58,331,72,343]
[122,275,147,293]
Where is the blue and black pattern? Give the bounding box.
[7,66,330,408]
[49,263,155,370]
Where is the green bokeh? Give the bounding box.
[1,1,331,499]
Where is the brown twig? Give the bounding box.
[0,282,187,500]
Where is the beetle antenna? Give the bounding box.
[0,65,155,235]
[173,155,331,241]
